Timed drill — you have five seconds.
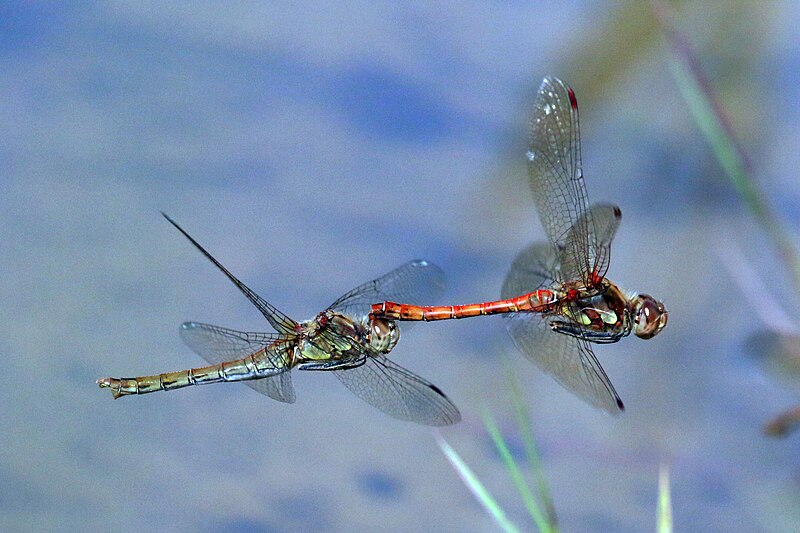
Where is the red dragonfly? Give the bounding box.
[371,77,668,413]
[98,214,460,426]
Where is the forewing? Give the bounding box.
[561,203,621,285]
[502,242,562,298]
[527,77,593,283]
[504,313,623,413]
[333,355,461,426]
[328,260,445,319]
[179,322,296,403]
[163,213,298,335]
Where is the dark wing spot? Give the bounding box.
[568,87,578,110]
[429,384,446,397]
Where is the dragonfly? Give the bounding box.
[371,77,668,413]
[97,213,461,426]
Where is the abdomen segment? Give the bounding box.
[371,290,556,321]
[97,350,286,398]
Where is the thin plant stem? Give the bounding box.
[503,357,557,526]
[657,462,673,533]
[435,433,521,533]
[481,408,554,533]
[653,0,800,294]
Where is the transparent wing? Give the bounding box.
[163,213,298,335]
[246,371,296,404]
[179,322,284,360]
[560,203,620,284]
[527,78,612,286]
[527,77,588,257]
[333,355,461,426]
[502,242,562,295]
[328,260,445,319]
[504,313,623,414]
[502,242,623,413]
[179,322,296,403]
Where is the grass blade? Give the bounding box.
[653,0,800,294]
[436,433,520,533]
[504,358,557,526]
[481,409,555,533]
[657,463,673,533]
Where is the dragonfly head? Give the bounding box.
[632,294,668,339]
[366,317,400,354]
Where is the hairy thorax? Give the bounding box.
[554,280,633,342]
[295,310,400,364]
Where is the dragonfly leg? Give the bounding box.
[298,358,365,371]
[550,320,625,344]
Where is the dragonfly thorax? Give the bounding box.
[292,312,356,361]
[554,281,668,344]
[295,311,399,362]
[555,280,633,342]
[294,316,330,361]
[324,311,399,354]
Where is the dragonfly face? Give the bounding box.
[364,316,399,354]
[631,294,668,339]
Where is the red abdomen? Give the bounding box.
[370,290,556,321]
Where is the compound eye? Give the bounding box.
[368,318,399,353]
[634,295,667,339]
[372,320,389,337]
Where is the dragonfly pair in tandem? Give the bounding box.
[98,77,668,423]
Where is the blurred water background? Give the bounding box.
[2,2,800,531]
